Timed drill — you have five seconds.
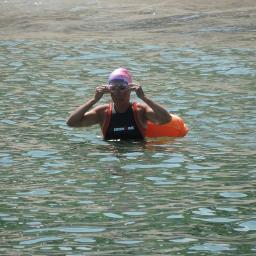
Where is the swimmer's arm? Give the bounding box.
[130,84,171,124]
[66,99,100,127]
[141,97,171,124]
[67,85,108,127]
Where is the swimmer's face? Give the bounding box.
[108,80,130,100]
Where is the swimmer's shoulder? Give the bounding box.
[134,102,149,112]
[94,104,111,123]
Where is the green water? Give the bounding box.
[0,40,255,255]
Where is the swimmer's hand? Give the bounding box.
[129,83,145,99]
[94,85,110,102]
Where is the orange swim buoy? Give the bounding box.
[145,114,189,138]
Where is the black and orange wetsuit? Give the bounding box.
[102,102,145,140]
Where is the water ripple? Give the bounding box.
[25,226,106,234]
[190,243,235,253]
[236,220,256,231]
[20,236,62,245]
[0,38,255,255]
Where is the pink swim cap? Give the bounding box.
[108,68,132,84]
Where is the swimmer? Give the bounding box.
[67,67,171,140]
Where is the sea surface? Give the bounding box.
[0,1,256,255]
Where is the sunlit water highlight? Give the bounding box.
[0,10,256,256]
